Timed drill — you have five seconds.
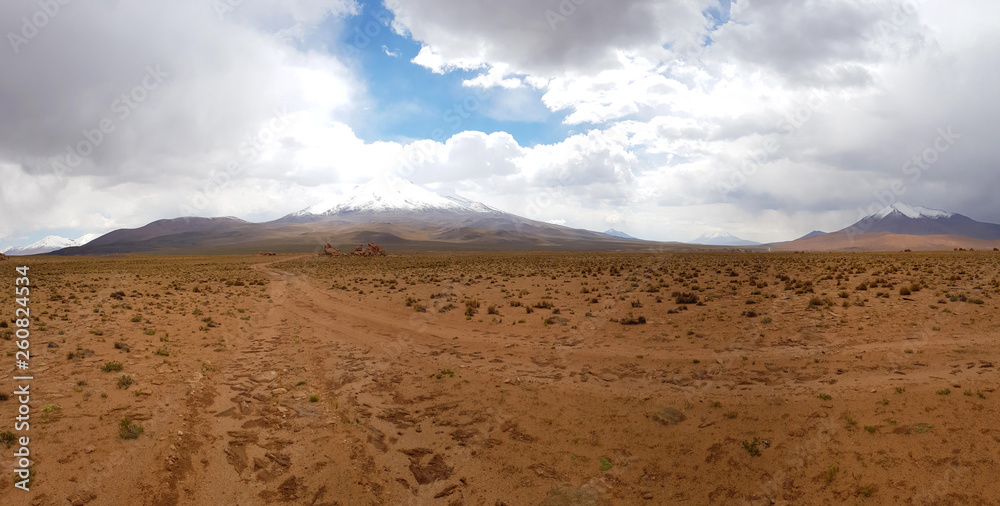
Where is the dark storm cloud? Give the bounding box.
[386,0,719,75]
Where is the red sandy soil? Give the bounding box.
[1,251,999,505]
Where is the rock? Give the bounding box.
[651,407,686,426]
[254,371,278,383]
[272,388,288,395]
[539,484,601,506]
[600,373,617,382]
[83,445,95,454]
[253,392,270,401]
[66,491,96,506]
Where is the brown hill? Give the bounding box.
[772,231,1000,252]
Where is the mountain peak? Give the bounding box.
[691,230,760,246]
[868,202,954,220]
[603,228,638,240]
[293,176,501,217]
[2,233,98,255]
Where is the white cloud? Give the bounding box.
[3,0,1000,249]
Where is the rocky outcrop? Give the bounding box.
[321,243,340,256]
[351,242,386,257]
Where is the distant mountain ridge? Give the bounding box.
[843,202,1000,240]
[776,202,1000,251]
[690,230,760,246]
[603,228,639,240]
[2,233,98,255]
[50,177,705,255]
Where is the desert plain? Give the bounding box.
[1,251,999,505]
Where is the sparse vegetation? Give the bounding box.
[116,375,134,389]
[101,361,124,372]
[741,437,764,457]
[118,417,144,439]
[821,465,839,485]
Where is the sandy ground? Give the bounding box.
[1,251,999,505]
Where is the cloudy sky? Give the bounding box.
[1,0,997,248]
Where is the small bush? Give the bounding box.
[464,299,480,317]
[741,437,763,457]
[101,361,124,372]
[116,375,134,389]
[673,292,700,304]
[0,431,16,448]
[118,417,144,439]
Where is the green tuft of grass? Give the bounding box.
[841,411,858,430]
[118,417,144,439]
[741,437,763,457]
[309,395,319,402]
[936,388,951,395]
[818,394,832,401]
[821,465,839,485]
[598,457,613,471]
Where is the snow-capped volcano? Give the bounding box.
[2,233,99,255]
[288,176,503,219]
[690,230,760,246]
[842,202,1000,240]
[867,202,954,220]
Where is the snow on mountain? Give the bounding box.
[3,233,99,255]
[603,228,638,240]
[867,202,954,220]
[291,176,503,218]
[690,230,760,246]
